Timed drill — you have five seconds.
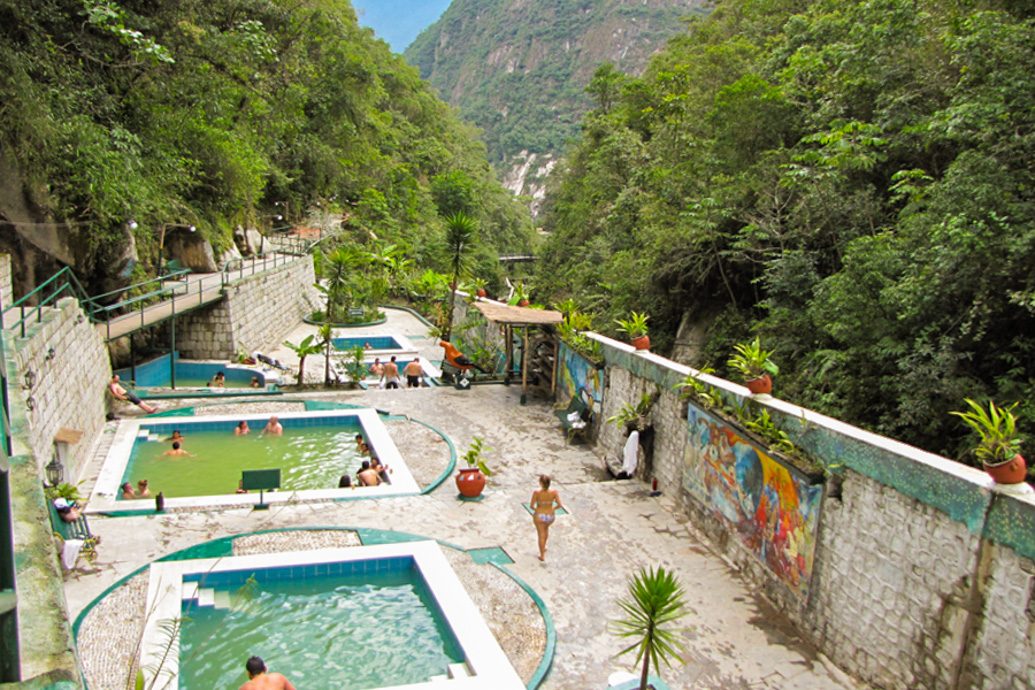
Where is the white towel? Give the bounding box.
[62,539,84,570]
[622,430,640,476]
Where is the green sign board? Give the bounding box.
[241,469,280,492]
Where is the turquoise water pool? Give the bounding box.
[333,335,404,350]
[178,558,463,689]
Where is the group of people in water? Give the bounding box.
[368,355,425,389]
[338,434,391,488]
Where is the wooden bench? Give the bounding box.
[48,501,99,563]
[554,393,593,443]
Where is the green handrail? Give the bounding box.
[2,267,95,337]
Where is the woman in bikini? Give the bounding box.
[531,474,564,562]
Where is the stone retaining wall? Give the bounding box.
[175,256,317,359]
[4,297,110,482]
[589,332,1035,690]
[0,254,12,312]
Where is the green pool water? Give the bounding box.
[121,428,365,499]
[178,571,463,689]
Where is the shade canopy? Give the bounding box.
[473,302,562,326]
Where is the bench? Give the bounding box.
[48,501,99,565]
[554,393,593,443]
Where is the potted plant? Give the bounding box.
[611,565,688,690]
[607,393,657,433]
[615,312,650,351]
[471,277,488,298]
[456,436,493,498]
[513,281,531,307]
[727,337,779,395]
[951,399,1027,484]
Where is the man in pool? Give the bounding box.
[357,460,381,487]
[162,441,193,457]
[261,416,283,435]
[403,357,424,388]
[240,656,296,690]
[108,375,158,414]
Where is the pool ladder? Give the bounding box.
[429,662,473,682]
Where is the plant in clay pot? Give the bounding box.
[615,312,650,350]
[727,337,779,395]
[512,281,531,307]
[456,436,493,498]
[951,399,1027,484]
[470,277,488,298]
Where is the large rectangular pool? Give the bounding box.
[141,542,525,689]
[88,410,420,512]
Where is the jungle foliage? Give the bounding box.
[0,0,534,288]
[537,0,1035,462]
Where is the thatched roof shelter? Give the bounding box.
[472,302,562,325]
[471,301,562,400]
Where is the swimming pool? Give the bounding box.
[88,410,420,511]
[141,542,525,689]
[115,353,279,389]
[332,334,411,351]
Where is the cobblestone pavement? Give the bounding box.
[66,314,862,689]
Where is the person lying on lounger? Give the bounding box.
[108,375,158,414]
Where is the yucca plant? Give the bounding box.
[611,566,689,690]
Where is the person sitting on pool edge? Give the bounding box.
[162,441,193,457]
[357,460,380,487]
[108,375,158,414]
[260,416,283,436]
[240,656,296,690]
[235,420,250,435]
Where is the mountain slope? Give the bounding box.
[405,0,707,207]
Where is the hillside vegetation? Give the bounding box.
[537,0,1035,463]
[0,0,533,291]
[405,0,707,167]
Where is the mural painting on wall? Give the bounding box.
[558,343,603,412]
[683,405,823,599]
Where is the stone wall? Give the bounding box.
[5,297,110,482]
[175,256,317,359]
[0,254,12,313]
[588,332,1035,690]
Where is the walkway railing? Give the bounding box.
[2,267,94,337]
[91,271,225,342]
[222,249,305,281]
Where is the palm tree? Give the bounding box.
[611,566,689,690]
[443,211,477,339]
[283,334,324,384]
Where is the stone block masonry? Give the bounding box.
[175,256,318,359]
[0,253,13,312]
[586,331,1035,690]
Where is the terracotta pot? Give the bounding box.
[456,467,486,498]
[476,289,487,298]
[518,299,530,307]
[984,453,1027,484]
[631,335,650,351]
[745,375,772,395]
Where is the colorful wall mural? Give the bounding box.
[683,405,823,600]
[558,343,603,414]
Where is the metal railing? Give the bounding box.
[2,267,93,337]
[91,271,226,342]
[222,248,308,281]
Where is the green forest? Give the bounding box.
[0,0,533,289]
[537,0,1035,462]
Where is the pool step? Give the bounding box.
[213,590,232,609]
[447,663,472,679]
[196,588,215,607]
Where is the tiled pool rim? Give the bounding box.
[143,541,525,689]
[72,528,555,690]
[88,409,422,513]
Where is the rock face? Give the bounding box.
[406,0,708,212]
[164,228,218,273]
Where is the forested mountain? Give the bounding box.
[537,0,1035,464]
[0,0,533,295]
[405,0,707,207]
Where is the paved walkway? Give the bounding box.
[66,310,861,689]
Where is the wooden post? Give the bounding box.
[521,325,529,404]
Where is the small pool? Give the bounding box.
[115,353,278,390]
[89,410,420,511]
[140,543,525,689]
[333,334,410,351]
